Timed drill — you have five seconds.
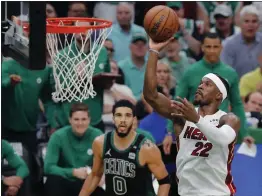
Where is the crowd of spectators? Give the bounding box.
[2,1,262,196]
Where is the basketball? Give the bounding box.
[143,5,180,42]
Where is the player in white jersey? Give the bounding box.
[143,37,240,196]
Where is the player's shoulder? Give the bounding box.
[93,134,105,145]
[92,134,105,154]
[139,138,161,164]
[93,134,106,149]
[140,138,157,153]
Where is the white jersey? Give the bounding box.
[176,109,236,196]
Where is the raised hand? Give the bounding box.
[149,37,174,52]
[171,97,200,123]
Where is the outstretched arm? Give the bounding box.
[143,38,176,119]
[171,98,240,146]
[79,135,104,196]
[140,140,170,196]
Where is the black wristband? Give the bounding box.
[158,175,171,185]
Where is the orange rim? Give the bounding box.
[13,17,112,34]
[46,17,112,34]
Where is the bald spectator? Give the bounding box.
[221,5,262,77]
[239,52,262,100]
[108,2,146,62]
[210,4,241,42]
[244,92,262,128]
[68,2,88,17]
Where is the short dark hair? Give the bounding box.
[202,32,221,44]
[244,91,262,103]
[213,73,230,97]
[68,2,87,8]
[69,102,89,117]
[112,100,136,117]
[105,38,113,42]
[245,92,252,103]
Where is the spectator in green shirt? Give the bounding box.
[1,59,51,153]
[2,140,29,196]
[44,103,104,196]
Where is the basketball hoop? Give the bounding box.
[46,17,112,102]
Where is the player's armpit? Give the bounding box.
[140,140,170,196]
[218,113,240,134]
[79,135,104,196]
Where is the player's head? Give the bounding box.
[69,102,90,136]
[194,73,229,106]
[112,100,136,138]
[201,33,222,64]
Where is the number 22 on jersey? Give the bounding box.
[191,142,213,157]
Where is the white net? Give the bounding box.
[46,19,112,102]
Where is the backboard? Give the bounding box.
[2,1,46,70]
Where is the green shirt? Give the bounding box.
[1,140,29,179]
[2,59,51,131]
[44,125,103,180]
[160,51,191,82]
[175,58,247,140]
[118,57,146,100]
[46,43,110,128]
